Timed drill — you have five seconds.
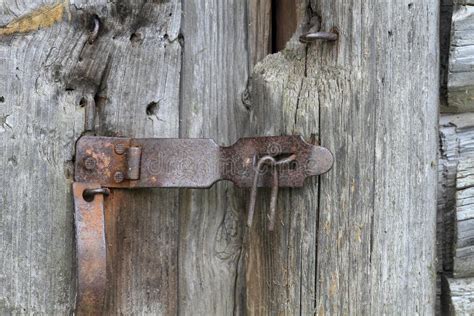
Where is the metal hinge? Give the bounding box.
[72,135,333,314]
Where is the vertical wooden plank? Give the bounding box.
[245,0,439,314]
[245,42,320,315]
[248,0,272,66]
[447,4,474,112]
[178,1,252,314]
[368,1,438,312]
[62,0,182,314]
[0,1,84,314]
[0,1,85,313]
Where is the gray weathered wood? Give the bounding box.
[437,113,474,314]
[243,0,439,314]
[441,276,474,315]
[439,114,474,280]
[447,5,474,112]
[454,163,474,278]
[0,1,85,313]
[177,0,252,314]
[0,0,182,313]
[0,0,439,315]
[72,1,182,314]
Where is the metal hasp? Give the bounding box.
[72,135,333,315]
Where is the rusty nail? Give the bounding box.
[113,171,124,183]
[299,31,338,43]
[114,143,126,155]
[84,156,97,170]
[88,16,100,44]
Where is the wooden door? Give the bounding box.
[0,0,438,314]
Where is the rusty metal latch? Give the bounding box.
[72,135,333,314]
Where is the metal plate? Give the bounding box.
[75,135,333,188]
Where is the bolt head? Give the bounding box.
[115,143,126,155]
[113,171,124,183]
[84,156,97,170]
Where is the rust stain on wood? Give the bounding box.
[0,2,65,36]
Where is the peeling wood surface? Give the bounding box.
[0,2,65,36]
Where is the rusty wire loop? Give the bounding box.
[83,187,110,202]
[88,16,100,44]
[299,31,338,43]
[247,154,297,231]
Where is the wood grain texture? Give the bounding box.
[0,0,182,313]
[454,160,474,278]
[248,0,272,67]
[439,114,474,278]
[447,4,474,112]
[441,276,474,315]
[70,1,182,314]
[178,0,252,314]
[245,0,439,314]
[437,113,474,313]
[0,0,84,313]
[0,0,439,315]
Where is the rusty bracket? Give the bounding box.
[72,135,333,314]
[74,135,333,188]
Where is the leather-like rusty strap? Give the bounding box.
[73,182,106,315]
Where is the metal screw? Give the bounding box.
[113,171,124,183]
[114,143,126,155]
[84,156,97,170]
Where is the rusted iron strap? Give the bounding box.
[73,182,107,315]
[75,135,333,188]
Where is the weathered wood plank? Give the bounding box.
[245,0,438,315]
[454,158,474,278]
[245,43,320,315]
[438,114,474,280]
[248,0,272,67]
[178,0,256,315]
[441,276,474,315]
[0,0,85,313]
[447,5,474,112]
[65,1,183,314]
[0,1,440,315]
